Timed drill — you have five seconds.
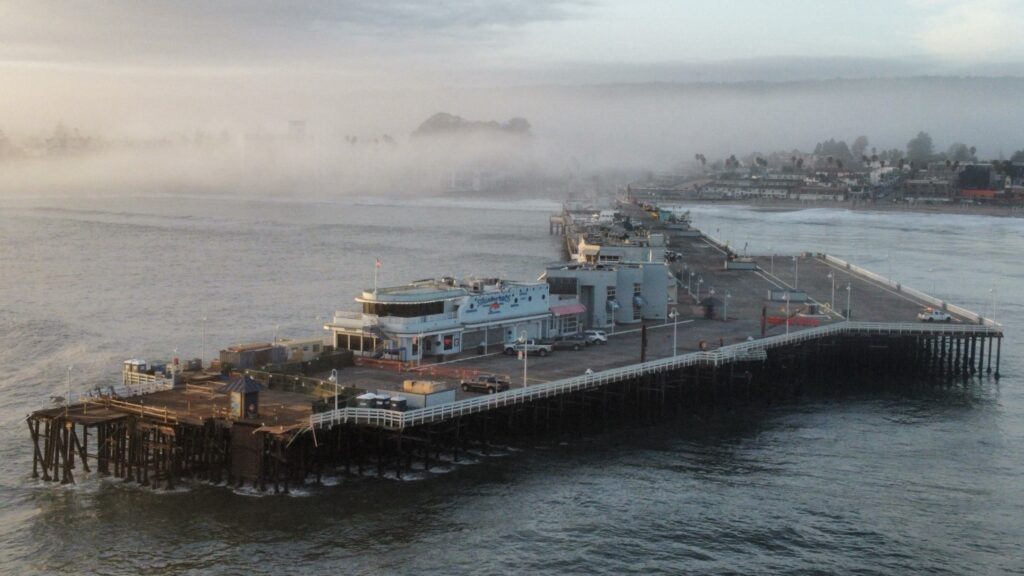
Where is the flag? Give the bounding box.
[375,258,381,269]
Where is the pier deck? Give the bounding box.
[25,201,1005,489]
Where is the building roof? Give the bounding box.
[222,375,261,394]
[223,343,274,353]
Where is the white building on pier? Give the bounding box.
[324,277,565,361]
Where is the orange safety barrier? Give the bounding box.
[766,316,821,327]
[409,364,488,382]
[354,357,409,372]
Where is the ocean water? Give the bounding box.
[0,195,1021,575]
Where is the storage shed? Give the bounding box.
[223,375,261,419]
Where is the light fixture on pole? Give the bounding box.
[66,365,72,416]
[328,369,340,420]
[201,316,207,369]
[846,283,852,320]
[518,330,529,388]
[989,287,996,324]
[669,307,679,355]
[784,293,790,335]
[827,271,835,311]
[724,290,731,322]
[696,276,704,301]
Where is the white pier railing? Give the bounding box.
[821,254,1001,328]
[306,321,1002,431]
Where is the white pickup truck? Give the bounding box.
[503,339,553,357]
[917,307,952,322]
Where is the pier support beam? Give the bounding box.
[995,337,1001,379]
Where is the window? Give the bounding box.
[546,277,577,295]
[362,301,444,317]
[561,316,578,334]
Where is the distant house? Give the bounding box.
[903,179,954,201]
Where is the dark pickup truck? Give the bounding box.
[546,335,588,351]
[460,374,511,394]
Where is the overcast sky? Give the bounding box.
[3,1,1023,79]
[3,0,1024,160]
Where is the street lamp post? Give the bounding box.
[846,283,852,320]
[793,256,799,289]
[696,276,704,301]
[989,287,997,323]
[201,316,207,368]
[328,369,340,421]
[784,293,790,335]
[66,365,72,416]
[724,291,731,322]
[687,271,694,298]
[828,271,835,311]
[519,330,528,388]
[669,308,679,356]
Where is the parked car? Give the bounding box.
[503,339,553,356]
[461,374,511,394]
[583,330,608,345]
[547,335,588,351]
[917,307,952,322]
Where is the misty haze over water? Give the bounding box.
[4,77,1024,197]
[4,0,1024,574]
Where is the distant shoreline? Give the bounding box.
[667,198,1024,219]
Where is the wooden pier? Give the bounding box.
[24,202,1006,492]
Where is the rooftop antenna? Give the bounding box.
[374,258,381,295]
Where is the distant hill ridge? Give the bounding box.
[412,112,531,137]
